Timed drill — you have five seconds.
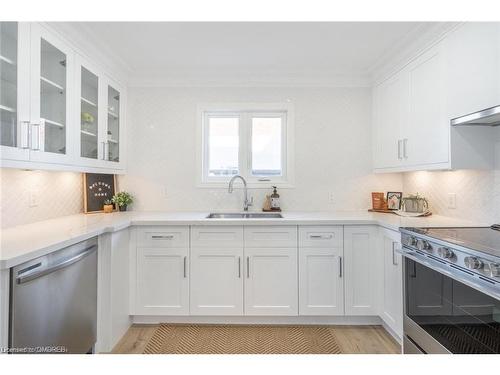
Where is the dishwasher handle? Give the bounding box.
[16,244,97,285]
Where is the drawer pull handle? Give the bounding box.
[246,256,250,278]
[309,234,333,239]
[238,257,241,278]
[183,256,187,278]
[151,235,174,240]
[339,256,343,278]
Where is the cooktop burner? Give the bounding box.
[403,226,500,259]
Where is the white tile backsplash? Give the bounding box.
[0,169,83,228]
[118,87,403,213]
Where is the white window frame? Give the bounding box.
[196,103,294,188]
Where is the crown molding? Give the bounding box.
[370,22,461,85]
[44,22,133,85]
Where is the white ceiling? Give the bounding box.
[67,22,436,86]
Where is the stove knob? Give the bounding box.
[407,236,417,247]
[417,240,432,251]
[486,263,500,277]
[437,247,454,259]
[464,256,484,270]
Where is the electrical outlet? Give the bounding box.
[29,189,39,207]
[447,193,457,209]
[328,192,335,204]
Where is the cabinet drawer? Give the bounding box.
[299,226,343,248]
[244,226,297,248]
[191,226,243,247]
[137,226,189,247]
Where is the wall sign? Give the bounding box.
[83,173,116,213]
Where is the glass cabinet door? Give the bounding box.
[39,38,67,154]
[0,22,18,149]
[30,24,73,164]
[80,67,99,159]
[106,85,120,163]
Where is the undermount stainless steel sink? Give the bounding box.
[206,213,283,219]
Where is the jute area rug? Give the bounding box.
[143,324,342,354]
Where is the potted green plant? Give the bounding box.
[112,191,133,212]
[103,199,114,213]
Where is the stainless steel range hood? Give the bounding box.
[451,105,500,126]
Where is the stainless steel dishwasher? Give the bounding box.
[9,237,98,354]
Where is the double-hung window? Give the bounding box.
[199,104,293,187]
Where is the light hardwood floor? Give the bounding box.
[112,324,401,354]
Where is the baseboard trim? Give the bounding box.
[380,320,403,347]
[132,315,382,325]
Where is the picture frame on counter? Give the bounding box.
[387,192,403,210]
[83,173,117,213]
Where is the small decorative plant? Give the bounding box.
[112,191,133,212]
[103,199,114,214]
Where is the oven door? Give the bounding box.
[403,256,500,354]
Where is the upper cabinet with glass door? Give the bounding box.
[29,23,74,164]
[0,22,30,162]
[0,22,126,173]
[103,77,125,169]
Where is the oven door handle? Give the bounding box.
[400,246,500,301]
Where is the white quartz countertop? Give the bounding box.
[0,210,484,269]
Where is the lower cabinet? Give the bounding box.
[190,246,244,316]
[344,226,380,315]
[380,228,403,338]
[244,247,298,316]
[136,247,189,315]
[299,246,344,315]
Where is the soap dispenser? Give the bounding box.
[270,186,281,212]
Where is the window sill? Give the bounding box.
[197,181,295,189]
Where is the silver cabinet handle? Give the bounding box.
[30,122,42,151]
[183,256,187,278]
[20,121,30,149]
[339,256,343,278]
[392,242,398,266]
[238,256,241,278]
[309,234,333,239]
[246,256,250,278]
[403,138,408,159]
[397,139,402,160]
[151,235,174,239]
[16,245,97,284]
[101,142,106,160]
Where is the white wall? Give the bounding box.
[119,87,402,212]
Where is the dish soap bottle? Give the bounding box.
[270,186,281,212]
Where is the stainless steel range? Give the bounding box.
[399,225,500,354]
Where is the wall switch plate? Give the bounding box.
[29,190,39,207]
[447,193,457,209]
[328,192,335,204]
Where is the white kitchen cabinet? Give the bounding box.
[344,226,379,316]
[244,247,298,316]
[372,69,408,170]
[190,246,244,315]
[0,22,31,162]
[406,43,448,167]
[0,22,127,173]
[101,76,126,169]
[373,23,497,173]
[28,23,75,165]
[97,229,131,352]
[445,23,500,120]
[298,226,344,316]
[299,247,344,316]
[380,228,403,339]
[136,247,189,315]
